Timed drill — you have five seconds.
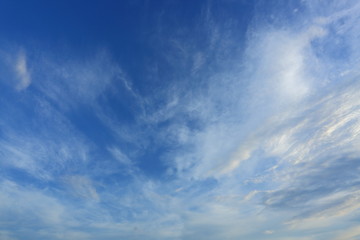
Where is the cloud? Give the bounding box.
[64,175,100,202]
[333,225,360,240]
[0,231,16,240]
[264,230,274,235]
[14,50,31,90]
[0,104,90,180]
[0,46,31,91]
[1,1,360,239]
[31,49,122,111]
[0,180,66,226]
[108,147,133,167]
[142,1,360,238]
[159,20,329,180]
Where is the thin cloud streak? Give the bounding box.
[14,50,31,91]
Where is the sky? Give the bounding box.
[0,0,360,239]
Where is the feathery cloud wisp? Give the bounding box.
[14,50,31,91]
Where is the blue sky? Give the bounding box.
[1,0,360,239]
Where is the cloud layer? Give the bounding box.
[1,0,360,239]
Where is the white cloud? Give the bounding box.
[1,1,360,239]
[32,50,121,110]
[0,122,89,180]
[164,24,329,180]
[0,180,66,225]
[14,50,31,90]
[333,225,360,240]
[192,52,205,74]
[136,1,360,239]
[108,146,133,167]
[65,175,100,202]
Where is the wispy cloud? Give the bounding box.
[64,175,100,202]
[29,50,121,110]
[14,50,31,91]
[1,0,360,239]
